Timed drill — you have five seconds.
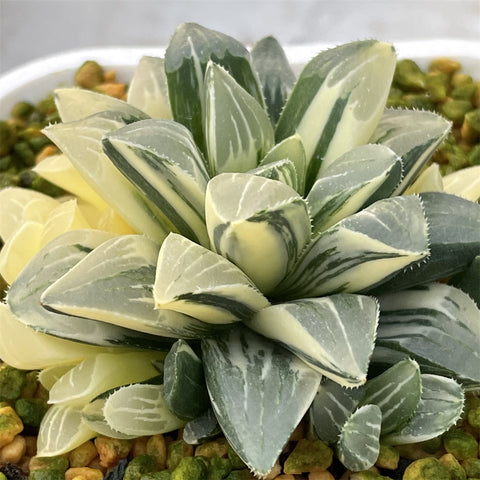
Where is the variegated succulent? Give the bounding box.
[1,22,480,477]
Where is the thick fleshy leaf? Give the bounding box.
[277,195,429,298]
[206,173,311,294]
[383,374,465,445]
[307,144,402,232]
[7,230,174,349]
[165,22,263,153]
[0,187,58,243]
[127,56,171,119]
[163,340,210,420]
[260,134,307,195]
[81,399,137,439]
[103,119,210,246]
[310,379,365,444]
[41,234,216,339]
[204,62,274,175]
[248,294,378,387]
[54,87,148,122]
[374,192,480,291]
[154,233,269,324]
[48,351,163,406]
[361,359,421,435]
[202,326,321,477]
[371,109,451,195]
[0,303,125,371]
[374,282,480,386]
[248,159,298,191]
[276,40,396,190]
[103,383,186,436]
[37,404,95,456]
[44,111,171,243]
[337,404,382,472]
[443,165,480,202]
[251,35,296,126]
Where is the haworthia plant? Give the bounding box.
[4,23,479,475]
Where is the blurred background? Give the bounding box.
[1,0,479,74]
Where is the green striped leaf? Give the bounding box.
[103,383,186,436]
[259,134,307,195]
[154,233,270,324]
[310,379,365,444]
[372,192,480,292]
[206,173,311,294]
[82,399,137,439]
[127,56,171,119]
[44,111,171,243]
[371,109,451,195]
[361,359,421,435]
[374,282,480,386]
[383,374,464,445]
[6,230,169,349]
[202,326,321,477]
[37,404,95,456]
[251,35,296,126]
[40,235,217,339]
[307,144,402,232]
[163,340,210,420]
[277,195,429,298]
[103,119,210,246]
[165,22,264,153]
[54,87,148,122]
[276,40,396,190]
[248,294,378,387]
[248,159,298,191]
[48,351,163,406]
[204,61,274,175]
[337,404,382,471]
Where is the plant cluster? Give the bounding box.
[0,23,479,477]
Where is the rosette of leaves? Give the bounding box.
[2,23,480,476]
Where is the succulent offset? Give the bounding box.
[0,22,479,477]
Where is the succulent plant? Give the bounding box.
[1,22,479,477]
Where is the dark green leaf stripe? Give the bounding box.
[304,92,351,191]
[176,292,258,321]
